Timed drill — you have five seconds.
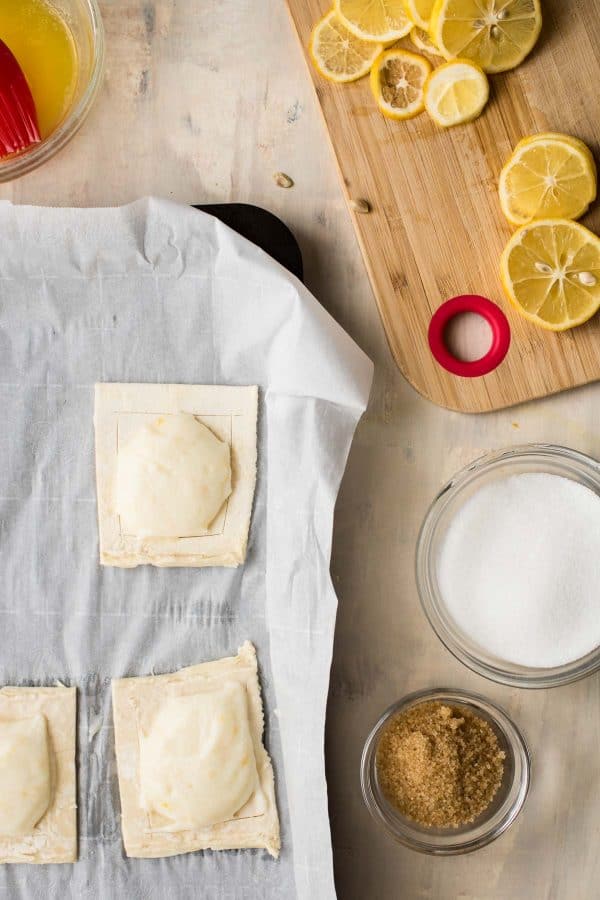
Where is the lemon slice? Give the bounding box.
[403,0,436,30]
[424,60,489,127]
[500,219,600,330]
[335,0,412,42]
[310,11,384,83]
[410,26,442,55]
[518,133,597,171]
[430,0,542,73]
[370,49,431,119]
[499,134,597,226]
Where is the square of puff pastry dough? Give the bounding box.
[94,383,258,568]
[0,686,77,864]
[112,642,280,859]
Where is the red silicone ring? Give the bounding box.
[428,295,511,378]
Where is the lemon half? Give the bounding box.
[310,10,384,83]
[430,0,542,74]
[500,219,600,330]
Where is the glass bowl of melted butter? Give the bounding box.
[0,0,104,181]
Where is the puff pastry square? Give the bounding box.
[94,383,258,568]
[0,686,77,864]
[112,642,280,859]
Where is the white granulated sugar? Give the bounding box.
[437,472,600,668]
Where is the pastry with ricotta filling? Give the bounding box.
[94,383,258,567]
[0,686,77,864]
[112,642,279,858]
[116,413,232,538]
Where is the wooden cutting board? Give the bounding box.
[286,1,600,412]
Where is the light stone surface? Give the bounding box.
[1,2,597,897]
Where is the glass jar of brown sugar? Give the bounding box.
[360,688,530,855]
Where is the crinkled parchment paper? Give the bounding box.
[0,198,373,899]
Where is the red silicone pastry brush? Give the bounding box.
[0,38,41,158]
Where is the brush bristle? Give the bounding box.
[0,38,41,159]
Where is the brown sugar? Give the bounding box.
[376,701,505,828]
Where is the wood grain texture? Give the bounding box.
[286,0,600,412]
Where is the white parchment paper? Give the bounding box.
[0,198,373,900]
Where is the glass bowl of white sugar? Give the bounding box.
[416,444,600,688]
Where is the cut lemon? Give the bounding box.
[403,0,436,30]
[430,0,542,74]
[335,0,412,42]
[410,26,442,55]
[310,10,384,83]
[500,219,600,331]
[517,132,595,168]
[424,60,489,127]
[499,134,597,226]
[370,49,431,119]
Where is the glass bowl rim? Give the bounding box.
[360,686,531,856]
[0,0,105,182]
[416,443,600,689]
